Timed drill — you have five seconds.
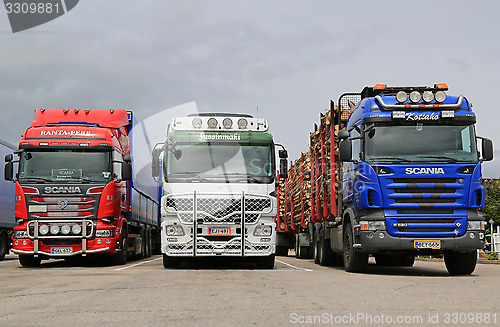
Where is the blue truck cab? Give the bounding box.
[337,84,493,274]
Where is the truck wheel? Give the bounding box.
[444,250,477,275]
[0,231,9,261]
[256,254,275,269]
[318,229,334,266]
[343,223,368,273]
[162,254,181,268]
[313,231,320,264]
[113,229,128,265]
[19,254,41,267]
[145,229,152,258]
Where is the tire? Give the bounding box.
[163,253,181,268]
[19,254,41,267]
[343,222,368,273]
[295,234,311,259]
[444,250,477,275]
[113,229,128,265]
[256,254,275,269]
[313,230,320,264]
[318,228,334,266]
[275,245,288,257]
[145,229,152,258]
[138,228,145,259]
[0,231,9,261]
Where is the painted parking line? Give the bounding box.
[114,257,162,271]
[275,259,312,272]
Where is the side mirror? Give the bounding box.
[124,154,133,163]
[279,159,288,179]
[482,138,494,161]
[339,139,352,162]
[4,162,13,181]
[174,149,182,160]
[152,153,160,179]
[338,129,350,140]
[278,149,288,159]
[5,154,13,163]
[121,162,132,181]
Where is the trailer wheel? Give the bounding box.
[318,229,334,266]
[256,254,275,269]
[343,222,368,273]
[444,250,477,275]
[162,254,181,268]
[0,231,9,261]
[19,254,41,267]
[113,229,128,265]
[145,229,152,258]
[313,231,320,264]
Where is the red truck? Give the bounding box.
[5,108,161,267]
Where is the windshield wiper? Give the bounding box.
[416,155,459,163]
[21,176,53,183]
[368,157,411,163]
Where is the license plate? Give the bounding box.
[51,247,73,254]
[208,227,231,235]
[414,240,441,249]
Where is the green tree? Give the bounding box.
[481,179,500,235]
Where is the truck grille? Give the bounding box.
[165,194,272,224]
[28,195,98,220]
[384,177,467,237]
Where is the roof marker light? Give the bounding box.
[422,91,434,103]
[63,109,69,114]
[74,109,79,113]
[110,109,114,113]
[434,83,449,90]
[435,91,447,103]
[40,108,45,113]
[396,91,408,103]
[409,91,421,103]
[85,109,90,114]
[374,84,387,90]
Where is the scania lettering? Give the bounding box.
[152,113,287,269]
[278,84,493,275]
[5,108,161,267]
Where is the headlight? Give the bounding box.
[422,91,434,103]
[95,229,115,238]
[50,225,60,235]
[14,230,28,239]
[409,91,421,103]
[72,224,82,235]
[360,221,386,231]
[237,118,248,129]
[253,225,273,236]
[207,118,218,129]
[61,224,71,235]
[395,91,408,103]
[192,118,202,128]
[222,118,233,129]
[166,225,184,236]
[467,221,485,231]
[434,91,447,103]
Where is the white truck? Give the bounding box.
[152,113,287,268]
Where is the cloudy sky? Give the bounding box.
[1,0,499,177]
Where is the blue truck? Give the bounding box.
[287,83,493,275]
[0,139,15,260]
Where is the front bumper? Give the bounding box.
[356,230,485,253]
[164,237,274,257]
[12,237,119,257]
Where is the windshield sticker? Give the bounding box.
[52,168,83,179]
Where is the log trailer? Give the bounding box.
[0,139,15,260]
[5,108,161,267]
[152,113,287,269]
[277,84,493,275]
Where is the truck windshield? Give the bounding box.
[364,123,478,163]
[166,144,274,183]
[19,150,112,183]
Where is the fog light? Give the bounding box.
[192,118,202,128]
[97,239,102,244]
[367,232,374,239]
[207,118,218,129]
[479,232,484,240]
[260,238,271,242]
[409,91,421,103]
[15,240,19,245]
[422,91,434,103]
[72,224,82,235]
[237,118,248,129]
[396,91,408,103]
[61,224,71,235]
[22,240,27,245]
[50,225,60,235]
[167,238,178,242]
[166,225,184,236]
[106,239,111,244]
[469,232,475,239]
[435,91,447,103]
[39,225,49,236]
[378,232,385,239]
[222,118,233,129]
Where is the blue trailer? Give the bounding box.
[0,139,15,260]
